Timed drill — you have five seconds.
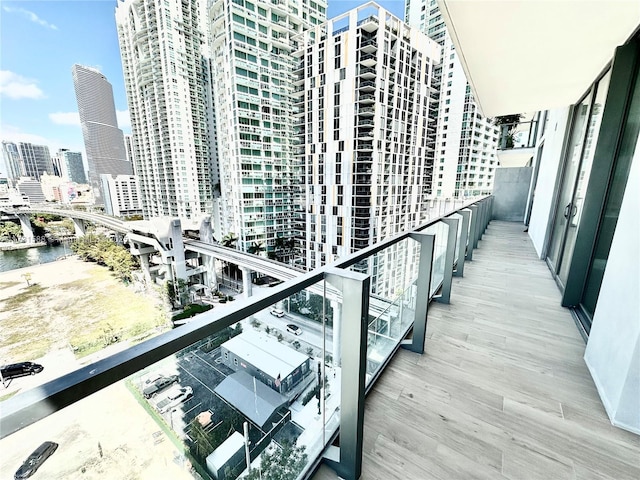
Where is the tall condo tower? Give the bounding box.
[1,141,53,186]
[293,3,440,275]
[72,64,133,202]
[405,0,499,198]
[115,0,217,219]
[55,149,87,184]
[207,0,327,256]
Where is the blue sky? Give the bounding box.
[0,0,405,174]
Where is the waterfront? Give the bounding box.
[0,243,70,273]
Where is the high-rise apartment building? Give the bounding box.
[207,0,326,254]
[55,149,87,184]
[101,174,143,217]
[72,64,133,202]
[1,141,53,185]
[292,3,440,272]
[406,0,499,198]
[115,0,217,220]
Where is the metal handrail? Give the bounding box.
[0,195,490,439]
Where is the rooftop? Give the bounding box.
[313,221,640,480]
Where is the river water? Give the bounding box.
[0,243,71,273]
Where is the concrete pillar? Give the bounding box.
[199,216,213,243]
[202,254,217,292]
[168,219,187,281]
[72,218,86,237]
[331,300,342,367]
[139,253,152,283]
[16,214,34,243]
[241,267,252,298]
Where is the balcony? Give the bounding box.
[1,199,638,480]
[313,219,640,480]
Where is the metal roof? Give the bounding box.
[222,331,308,380]
[214,371,288,429]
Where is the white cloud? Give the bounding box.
[2,6,58,30]
[0,124,85,158]
[116,109,131,129]
[49,111,81,126]
[0,70,45,100]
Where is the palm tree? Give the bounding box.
[247,241,265,255]
[221,232,238,248]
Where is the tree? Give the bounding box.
[221,232,238,248]
[494,114,524,149]
[22,272,33,287]
[247,241,265,255]
[0,221,22,242]
[188,420,215,463]
[244,442,307,480]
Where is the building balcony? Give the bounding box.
[359,53,377,67]
[358,67,376,78]
[357,80,376,90]
[358,93,375,103]
[357,106,375,116]
[4,24,640,472]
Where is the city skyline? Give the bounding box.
[0,0,405,176]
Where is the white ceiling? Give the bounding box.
[439,0,640,117]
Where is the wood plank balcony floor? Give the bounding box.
[313,221,640,480]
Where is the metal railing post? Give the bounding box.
[478,200,487,240]
[434,218,458,304]
[467,205,479,257]
[454,210,470,277]
[401,233,434,354]
[322,268,370,480]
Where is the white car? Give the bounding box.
[286,324,302,335]
[158,386,193,413]
[270,308,285,317]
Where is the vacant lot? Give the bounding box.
[0,257,170,363]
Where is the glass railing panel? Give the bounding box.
[449,212,463,264]
[347,237,420,386]
[423,221,449,298]
[0,378,196,479]
[1,280,337,480]
[365,280,417,384]
[246,281,338,480]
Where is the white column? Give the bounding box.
[241,267,252,298]
[16,214,34,243]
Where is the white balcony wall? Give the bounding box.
[527,107,570,258]
[585,131,640,435]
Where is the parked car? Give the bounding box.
[142,375,179,399]
[270,308,285,317]
[1,362,44,380]
[158,386,193,413]
[286,324,302,335]
[14,441,58,479]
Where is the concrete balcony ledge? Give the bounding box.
[314,221,640,480]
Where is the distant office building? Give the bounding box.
[406,0,499,197]
[1,142,53,185]
[100,174,142,217]
[293,3,440,271]
[72,64,133,202]
[207,0,326,255]
[16,177,46,204]
[1,141,22,186]
[55,149,87,184]
[116,0,217,219]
